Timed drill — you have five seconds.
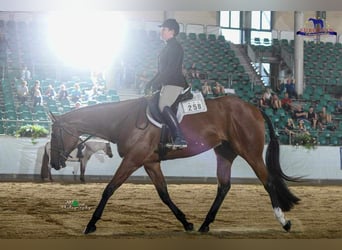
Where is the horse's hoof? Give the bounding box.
[83,225,96,235]
[198,225,209,233]
[283,220,291,232]
[185,223,194,231]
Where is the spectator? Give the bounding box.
[29,80,41,100]
[32,83,43,107]
[74,101,82,109]
[201,81,212,98]
[264,87,272,103]
[284,118,296,137]
[20,65,31,81]
[318,106,334,131]
[281,92,293,111]
[306,106,318,129]
[293,104,307,121]
[57,84,68,102]
[297,119,310,135]
[70,83,82,103]
[270,93,282,111]
[259,92,270,109]
[212,81,225,97]
[187,63,200,79]
[44,84,56,101]
[17,80,29,104]
[285,78,297,99]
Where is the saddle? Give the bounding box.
[148,86,193,123]
[147,87,193,159]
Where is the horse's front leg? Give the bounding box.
[83,157,140,235]
[48,167,53,182]
[198,144,235,232]
[144,162,193,231]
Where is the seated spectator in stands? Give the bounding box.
[201,81,212,98]
[44,84,56,101]
[297,119,310,135]
[32,83,43,107]
[281,92,293,111]
[187,63,200,79]
[73,101,82,109]
[57,84,68,102]
[270,93,282,111]
[17,80,29,105]
[284,118,296,137]
[318,106,334,131]
[259,92,270,110]
[264,87,272,102]
[30,80,42,101]
[212,81,225,97]
[70,83,82,103]
[306,106,318,129]
[293,104,307,121]
[335,95,342,113]
[285,78,297,99]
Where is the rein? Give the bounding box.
[52,122,92,161]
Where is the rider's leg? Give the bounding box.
[159,85,187,149]
[162,106,187,149]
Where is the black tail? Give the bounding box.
[261,109,300,211]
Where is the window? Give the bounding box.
[220,11,241,44]
[220,11,240,28]
[251,11,272,31]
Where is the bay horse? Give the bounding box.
[48,94,300,234]
[41,140,113,182]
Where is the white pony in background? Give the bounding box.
[41,139,113,182]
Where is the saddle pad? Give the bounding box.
[176,92,207,122]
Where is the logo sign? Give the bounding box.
[296,18,337,40]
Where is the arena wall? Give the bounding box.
[0,135,341,183]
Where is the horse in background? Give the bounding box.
[41,139,113,182]
[48,95,300,234]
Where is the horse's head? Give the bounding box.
[105,142,113,158]
[49,114,81,170]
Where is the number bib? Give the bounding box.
[176,92,207,122]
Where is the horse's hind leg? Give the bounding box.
[144,162,194,231]
[245,156,292,232]
[198,142,236,232]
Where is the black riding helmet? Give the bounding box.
[159,18,180,36]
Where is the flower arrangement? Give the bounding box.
[16,124,49,144]
[292,133,317,149]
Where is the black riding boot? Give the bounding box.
[162,106,187,149]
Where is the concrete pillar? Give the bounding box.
[242,11,252,44]
[294,11,304,96]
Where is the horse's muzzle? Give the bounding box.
[51,160,66,170]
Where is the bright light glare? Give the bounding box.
[46,11,126,71]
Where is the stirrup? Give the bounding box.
[165,139,188,150]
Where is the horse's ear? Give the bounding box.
[48,111,58,122]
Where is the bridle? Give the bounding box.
[51,122,92,165]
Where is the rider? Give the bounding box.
[145,18,188,150]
